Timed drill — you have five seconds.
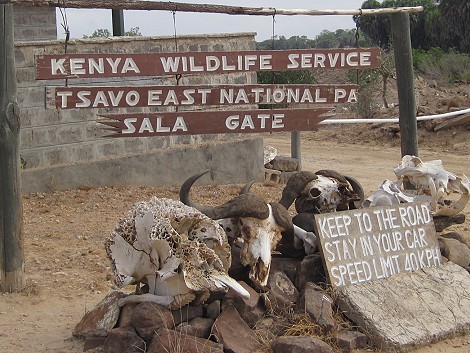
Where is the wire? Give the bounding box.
[58,0,70,87]
[271,8,277,85]
[172,9,182,86]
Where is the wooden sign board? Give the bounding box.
[46,84,358,109]
[35,48,380,79]
[315,202,442,288]
[98,107,333,137]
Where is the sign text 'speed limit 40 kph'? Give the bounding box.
[35,48,380,79]
[315,202,442,288]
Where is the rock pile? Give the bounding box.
[73,252,370,353]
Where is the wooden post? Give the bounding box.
[391,12,418,157]
[0,4,24,292]
[112,9,124,36]
[291,131,302,171]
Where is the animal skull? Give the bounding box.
[180,170,293,287]
[280,170,364,215]
[105,197,249,309]
[363,179,415,207]
[393,155,470,216]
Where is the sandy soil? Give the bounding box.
[1,79,470,352]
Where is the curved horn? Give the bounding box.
[345,175,365,209]
[279,171,317,209]
[179,170,215,216]
[239,180,255,195]
[436,191,469,217]
[270,202,294,235]
[315,169,349,184]
[205,194,269,220]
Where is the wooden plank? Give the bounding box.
[0,1,424,16]
[98,107,334,137]
[0,4,24,292]
[434,113,470,131]
[35,48,381,80]
[46,84,359,109]
[315,202,441,288]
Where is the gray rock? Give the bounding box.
[295,254,326,290]
[131,302,174,341]
[212,304,264,353]
[271,156,299,172]
[205,299,221,319]
[83,336,107,351]
[188,317,214,338]
[117,303,138,328]
[433,214,465,232]
[439,237,470,267]
[440,232,469,247]
[73,291,126,338]
[254,316,288,338]
[148,328,223,353]
[222,281,265,327]
[297,283,335,332]
[334,330,369,352]
[171,304,204,326]
[267,270,299,312]
[336,262,470,352]
[104,327,145,353]
[270,256,301,284]
[271,335,334,353]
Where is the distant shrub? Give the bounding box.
[413,49,470,83]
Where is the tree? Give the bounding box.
[256,35,313,50]
[83,27,142,38]
[438,0,470,51]
[313,29,373,48]
[355,0,439,50]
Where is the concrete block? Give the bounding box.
[337,262,470,352]
[19,150,43,170]
[44,148,70,166]
[69,143,96,163]
[17,87,45,109]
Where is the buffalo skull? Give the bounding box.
[180,170,293,287]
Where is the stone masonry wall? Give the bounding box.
[13,5,57,41]
[15,33,264,192]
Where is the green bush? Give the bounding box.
[412,48,470,83]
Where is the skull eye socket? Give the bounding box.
[310,188,321,198]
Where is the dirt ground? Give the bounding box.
[1,79,470,352]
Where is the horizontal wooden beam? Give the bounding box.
[0,0,424,16]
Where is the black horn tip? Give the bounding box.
[279,171,317,209]
[179,169,210,206]
[239,180,255,195]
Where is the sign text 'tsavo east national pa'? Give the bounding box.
[36,48,380,137]
[315,202,442,288]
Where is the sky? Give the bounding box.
[56,0,365,41]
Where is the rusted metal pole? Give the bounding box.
[391,12,418,158]
[0,4,24,292]
[0,1,424,16]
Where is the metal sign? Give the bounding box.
[36,48,381,79]
[98,107,333,137]
[315,202,441,288]
[46,84,359,109]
